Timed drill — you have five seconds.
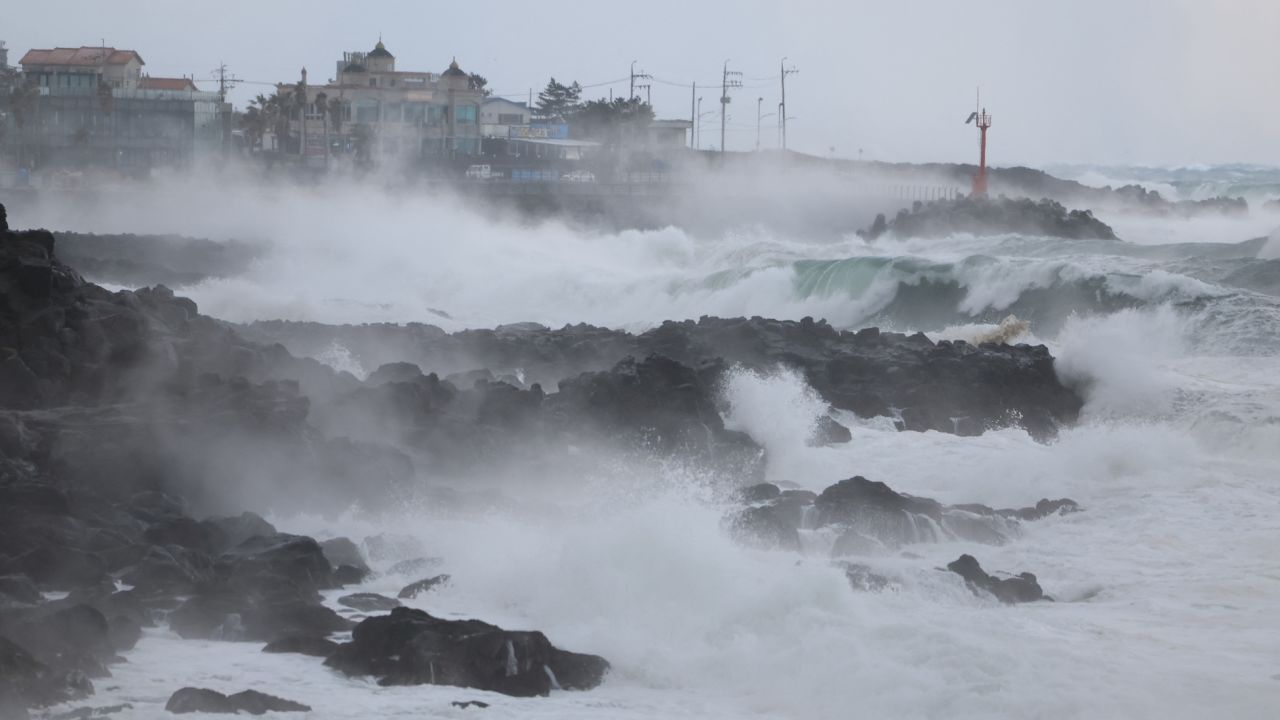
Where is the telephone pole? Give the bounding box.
[780,57,798,151]
[629,60,651,101]
[210,62,241,155]
[720,60,742,155]
[690,82,696,148]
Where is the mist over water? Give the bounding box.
[20,167,1280,719]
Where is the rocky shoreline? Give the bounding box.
[0,202,1085,717]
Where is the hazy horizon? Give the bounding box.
[5,0,1279,168]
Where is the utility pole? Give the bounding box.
[211,62,241,156]
[629,61,651,101]
[690,82,696,149]
[696,96,702,149]
[299,67,307,159]
[756,97,763,151]
[720,60,742,155]
[780,57,798,151]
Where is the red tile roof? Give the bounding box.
[20,47,144,68]
[138,76,199,91]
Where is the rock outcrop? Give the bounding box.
[946,554,1049,604]
[164,687,310,714]
[859,196,1118,241]
[728,477,1078,555]
[325,607,610,697]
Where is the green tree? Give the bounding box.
[569,97,654,145]
[535,78,582,121]
[468,73,491,97]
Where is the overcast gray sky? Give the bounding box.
[6,0,1278,167]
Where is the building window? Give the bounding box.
[384,103,403,123]
[426,105,445,126]
[368,77,377,87]
[404,102,427,125]
[455,105,476,124]
[497,113,524,125]
[355,103,379,123]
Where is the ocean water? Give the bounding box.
[32,171,1280,719]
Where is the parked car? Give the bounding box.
[465,164,492,180]
[561,170,596,183]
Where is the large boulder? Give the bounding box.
[325,607,609,697]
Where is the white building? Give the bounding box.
[479,97,531,138]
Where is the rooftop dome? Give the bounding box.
[442,58,467,78]
[369,40,393,59]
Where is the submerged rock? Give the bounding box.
[325,607,609,697]
[398,575,451,600]
[946,554,1049,604]
[729,477,1078,556]
[338,593,401,613]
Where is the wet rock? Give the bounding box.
[332,564,369,586]
[216,533,335,598]
[363,534,425,563]
[398,575,451,600]
[169,593,351,643]
[337,593,400,613]
[117,545,215,595]
[738,483,781,503]
[0,635,93,708]
[452,700,490,709]
[325,607,609,697]
[0,576,41,607]
[261,635,339,658]
[319,538,368,575]
[840,562,894,592]
[164,687,310,714]
[48,703,132,719]
[200,513,278,555]
[946,554,1048,604]
[859,195,1118,241]
[807,415,852,446]
[726,476,1072,555]
[386,557,442,577]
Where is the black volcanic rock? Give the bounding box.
[946,554,1048,604]
[241,312,1082,442]
[164,687,310,714]
[217,533,335,598]
[337,593,400,613]
[859,196,1118,241]
[729,476,1077,555]
[808,415,852,446]
[325,607,609,696]
[398,575,451,600]
[318,538,369,576]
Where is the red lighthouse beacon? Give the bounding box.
[964,93,992,197]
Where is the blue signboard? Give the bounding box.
[509,123,569,140]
